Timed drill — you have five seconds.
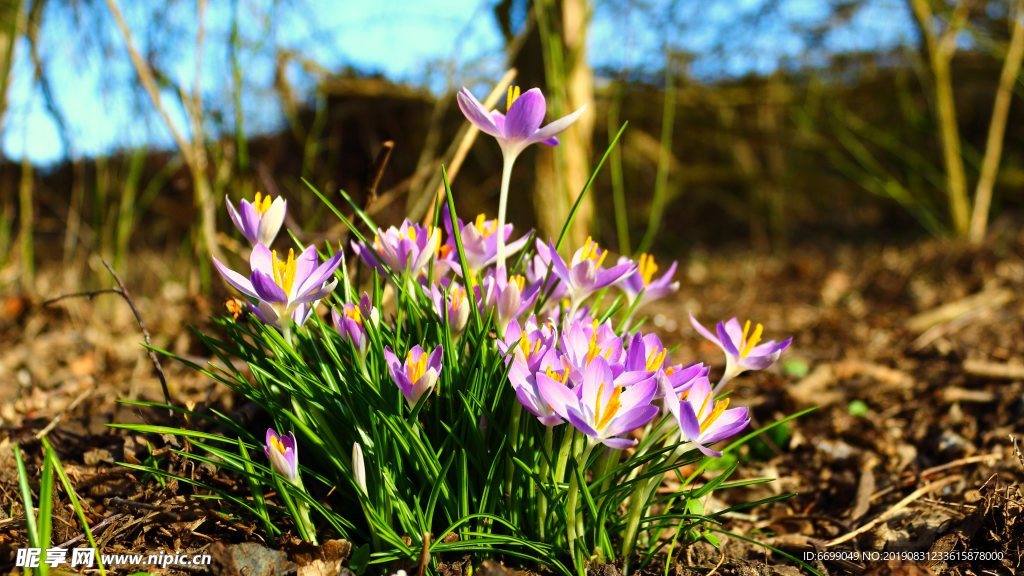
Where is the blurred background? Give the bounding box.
[1,0,1022,295]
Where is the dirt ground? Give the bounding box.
[1,229,1022,575]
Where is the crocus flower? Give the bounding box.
[456,85,585,270]
[443,212,529,277]
[669,378,750,457]
[548,239,634,312]
[384,344,443,409]
[537,356,658,449]
[624,332,707,400]
[479,269,540,334]
[498,317,555,371]
[213,244,342,329]
[352,219,440,278]
[690,314,792,387]
[429,282,470,335]
[332,294,378,357]
[558,318,628,385]
[227,193,286,246]
[618,253,679,308]
[508,349,564,427]
[457,86,586,166]
[264,428,299,482]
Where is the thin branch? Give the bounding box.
[42,260,172,415]
[103,0,194,171]
[969,0,1024,243]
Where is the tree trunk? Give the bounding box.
[532,0,595,250]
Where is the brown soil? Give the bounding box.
[1,230,1022,575]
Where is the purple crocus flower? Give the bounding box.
[548,239,634,312]
[456,85,585,270]
[690,314,793,388]
[443,212,530,277]
[352,219,440,278]
[332,294,378,357]
[227,193,286,246]
[429,282,470,335]
[669,378,750,458]
[498,317,555,371]
[213,244,342,329]
[624,332,707,401]
[618,253,679,308]
[537,356,658,449]
[456,86,586,163]
[557,318,627,385]
[264,428,299,482]
[479,268,540,334]
[508,349,564,427]
[384,344,443,409]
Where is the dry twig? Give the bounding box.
[42,259,172,415]
[827,475,962,547]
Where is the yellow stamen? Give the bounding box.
[450,286,466,311]
[586,331,601,363]
[509,275,525,292]
[271,249,297,295]
[594,384,623,430]
[269,435,288,455]
[344,306,363,326]
[506,85,521,112]
[545,367,566,383]
[474,214,498,238]
[700,398,730,434]
[406,351,428,383]
[739,320,764,358]
[646,348,667,372]
[254,192,272,215]
[580,237,608,267]
[637,253,659,286]
[407,226,418,242]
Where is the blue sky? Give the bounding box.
[2,0,916,165]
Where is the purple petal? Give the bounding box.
[251,270,288,303]
[716,322,741,358]
[566,407,599,438]
[536,372,578,421]
[675,401,703,442]
[427,344,444,372]
[296,250,343,297]
[606,404,658,437]
[291,246,320,292]
[505,88,546,140]
[547,241,572,284]
[213,257,257,298]
[532,104,587,143]
[250,244,274,275]
[600,436,638,450]
[456,88,502,137]
[238,200,260,244]
[689,314,722,347]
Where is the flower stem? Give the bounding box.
[496,155,515,270]
[553,426,574,486]
[504,402,523,509]
[537,425,554,539]
[566,440,595,562]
